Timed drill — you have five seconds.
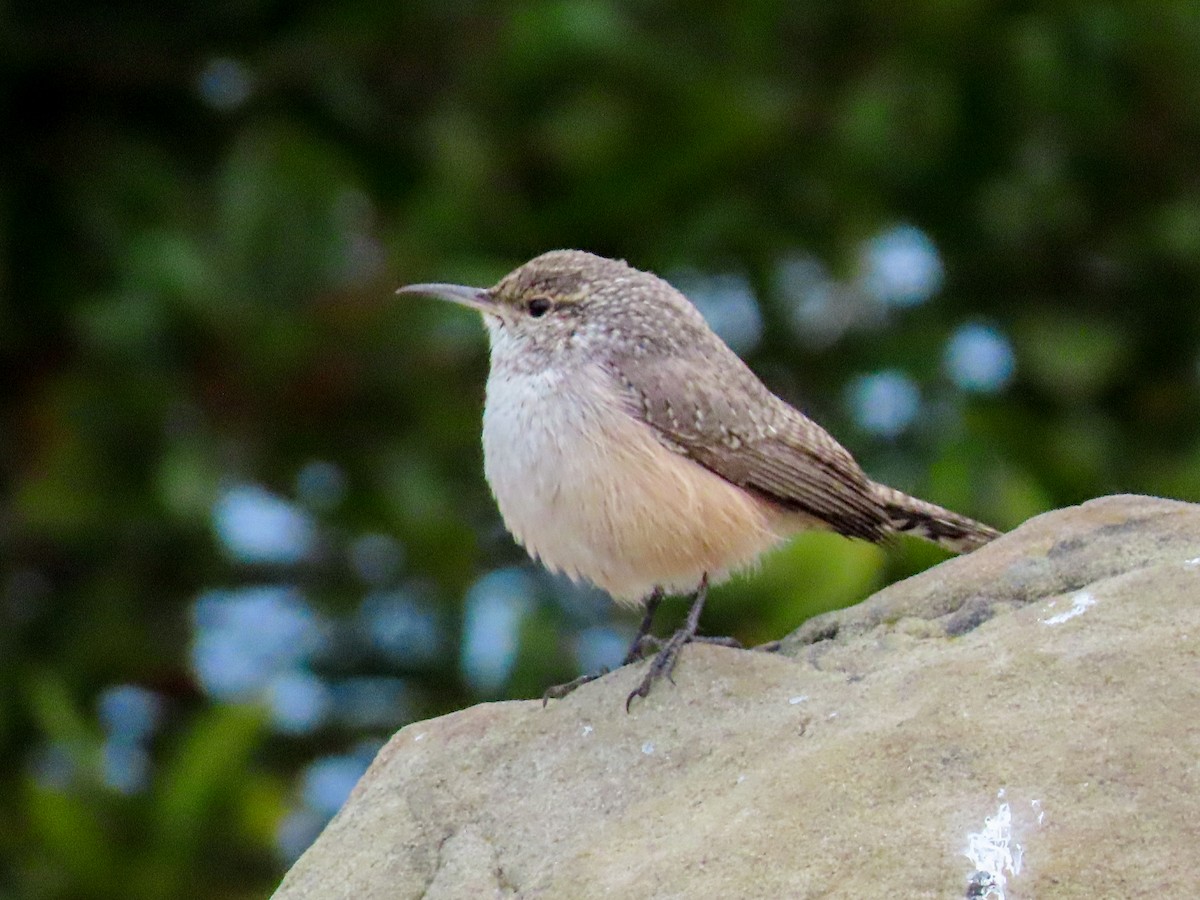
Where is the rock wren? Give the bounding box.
[399,250,1000,704]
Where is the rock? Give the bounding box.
[272,495,1200,899]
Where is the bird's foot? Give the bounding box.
[624,635,742,711]
[622,633,663,663]
[542,668,610,705]
[691,635,743,649]
[543,580,742,709]
[626,574,736,711]
[542,588,667,705]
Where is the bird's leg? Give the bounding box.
[542,586,666,705]
[622,587,664,664]
[626,573,740,711]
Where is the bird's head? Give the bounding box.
[397,250,715,372]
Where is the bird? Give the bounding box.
[398,250,1001,707]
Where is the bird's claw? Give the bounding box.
[542,668,609,706]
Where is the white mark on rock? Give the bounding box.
[1031,798,1045,826]
[788,695,809,705]
[736,774,746,784]
[827,711,839,720]
[1042,591,1096,626]
[641,741,654,755]
[413,732,426,742]
[1186,556,1200,568]
[964,800,1022,899]
[580,725,593,737]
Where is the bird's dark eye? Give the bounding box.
[527,297,553,318]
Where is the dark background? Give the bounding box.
[4,1,1199,896]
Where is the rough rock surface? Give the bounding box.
[273,495,1200,899]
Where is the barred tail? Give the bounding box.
[871,483,1001,554]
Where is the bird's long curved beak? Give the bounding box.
[395,282,495,314]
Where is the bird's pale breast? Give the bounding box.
[481,362,792,605]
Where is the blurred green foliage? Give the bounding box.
[4,0,1200,896]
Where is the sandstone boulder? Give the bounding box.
[274,495,1200,899]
